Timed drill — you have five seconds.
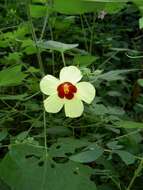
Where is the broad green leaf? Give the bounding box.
[113,150,135,165]
[0,178,10,190]
[70,145,103,163]
[0,144,96,190]
[0,65,27,87]
[32,0,47,3]
[138,78,143,87]
[49,137,89,157]
[30,5,49,18]
[53,0,97,14]
[47,126,72,136]
[85,0,127,14]
[53,0,126,14]
[38,40,78,52]
[116,121,143,128]
[93,69,137,82]
[84,0,128,2]
[74,55,97,67]
[107,106,125,115]
[133,1,143,14]
[91,104,124,116]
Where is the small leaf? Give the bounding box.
[47,126,72,136]
[138,78,143,87]
[116,121,143,129]
[70,146,103,163]
[0,65,27,87]
[0,129,8,142]
[37,40,78,52]
[113,150,135,165]
[0,94,28,101]
[16,131,29,141]
[139,17,143,29]
[107,141,123,150]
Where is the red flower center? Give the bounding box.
[57,82,77,100]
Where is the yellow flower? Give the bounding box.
[40,66,95,118]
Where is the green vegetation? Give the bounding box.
[0,0,143,190]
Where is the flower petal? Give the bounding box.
[44,94,64,113]
[60,66,82,84]
[64,98,84,118]
[76,82,95,104]
[40,75,60,95]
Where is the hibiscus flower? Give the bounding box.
[40,66,95,118]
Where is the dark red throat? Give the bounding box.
[57,82,77,100]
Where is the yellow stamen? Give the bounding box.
[63,84,69,94]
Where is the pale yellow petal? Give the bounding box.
[44,95,64,113]
[76,82,95,104]
[64,98,84,118]
[40,75,60,95]
[60,66,82,84]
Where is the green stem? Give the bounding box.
[89,13,96,54]
[39,2,49,41]
[126,159,143,190]
[61,52,66,66]
[49,21,55,74]
[27,3,48,189]
[80,15,88,51]
[43,110,48,157]
[27,3,45,77]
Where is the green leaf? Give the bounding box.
[0,94,28,101]
[49,137,89,157]
[138,78,143,87]
[92,104,109,115]
[0,144,96,190]
[5,52,22,62]
[38,40,78,52]
[92,104,124,116]
[133,1,143,15]
[21,39,37,55]
[107,141,123,150]
[107,106,125,115]
[84,0,128,2]
[113,150,135,165]
[139,17,143,29]
[0,129,8,142]
[32,0,47,3]
[30,5,49,18]
[70,145,103,163]
[0,65,27,87]
[74,55,97,67]
[94,69,137,82]
[47,126,72,136]
[53,0,97,14]
[116,121,143,128]
[53,0,126,14]
[0,178,10,190]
